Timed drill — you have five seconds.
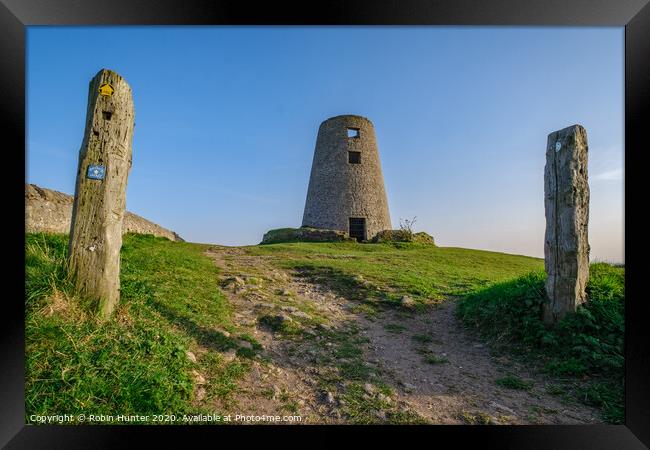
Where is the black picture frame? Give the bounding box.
[3,0,649,448]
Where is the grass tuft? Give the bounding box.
[423,354,449,365]
[495,375,533,390]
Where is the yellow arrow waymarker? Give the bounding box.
[98,83,115,97]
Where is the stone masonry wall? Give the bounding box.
[26,184,183,241]
[302,115,392,240]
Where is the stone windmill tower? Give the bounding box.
[302,115,392,241]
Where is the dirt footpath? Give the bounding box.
[198,246,600,425]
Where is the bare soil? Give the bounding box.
[198,246,600,425]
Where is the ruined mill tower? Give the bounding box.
[302,115,392,241]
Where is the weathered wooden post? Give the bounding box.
[543,124,590,324]
[68,69,135,318]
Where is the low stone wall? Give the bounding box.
[261,227,355,244]
[371,229,435,245]
[25,184,183,241]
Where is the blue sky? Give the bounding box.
[26,27,624,261]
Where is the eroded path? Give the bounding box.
[199,245,600,424]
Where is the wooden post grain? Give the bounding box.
[68,69,135,318]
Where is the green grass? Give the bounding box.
[495,375,533,390]
[412,334,435,344]
[257,314,303,335]
[384,323,407,333]
[307,324,378,390]
[423,354,449,365]
[339,383,427,424]
[27,235,619,424]
[25,233,249,424]
[456,263,624,423]
[458,411,492,425]
[246,241,543,304]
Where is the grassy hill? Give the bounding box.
[26,233,247,422]
[24,233,623,423]
[249,241,543,305]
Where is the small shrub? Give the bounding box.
[399,216,417,239]
[371,219,435,245]
[412,334,434,344]
[423,354,449,365]
[384,323,406,333]
[495,375,533,390]
[258,314,302,335]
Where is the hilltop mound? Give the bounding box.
[26,234,617,424]
[25,184,183,241]
[261,227,355,244]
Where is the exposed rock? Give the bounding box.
[400,295,416,308]
[272,385,281,400]
[374,410,387,421]
[489,401,516,415]
[186,351,197,363]
[221,349,237,363]
[223,276,246,290]
[258,313,294,332]
[279,313,293,322]
[240,319,257,327]
[291,311,312,320]
[253,302,276,310]
[543,124,590,324]
[402,382,417,392]
[363,383,375,396]
[377,393,391,404]
[244,292,265,302]
[26,184,183,241]
[324,391,336,405]
[238,340,253,350]
[192,370,206,385]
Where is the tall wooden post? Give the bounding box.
[68,69,135,318]
[543,124,590,324]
